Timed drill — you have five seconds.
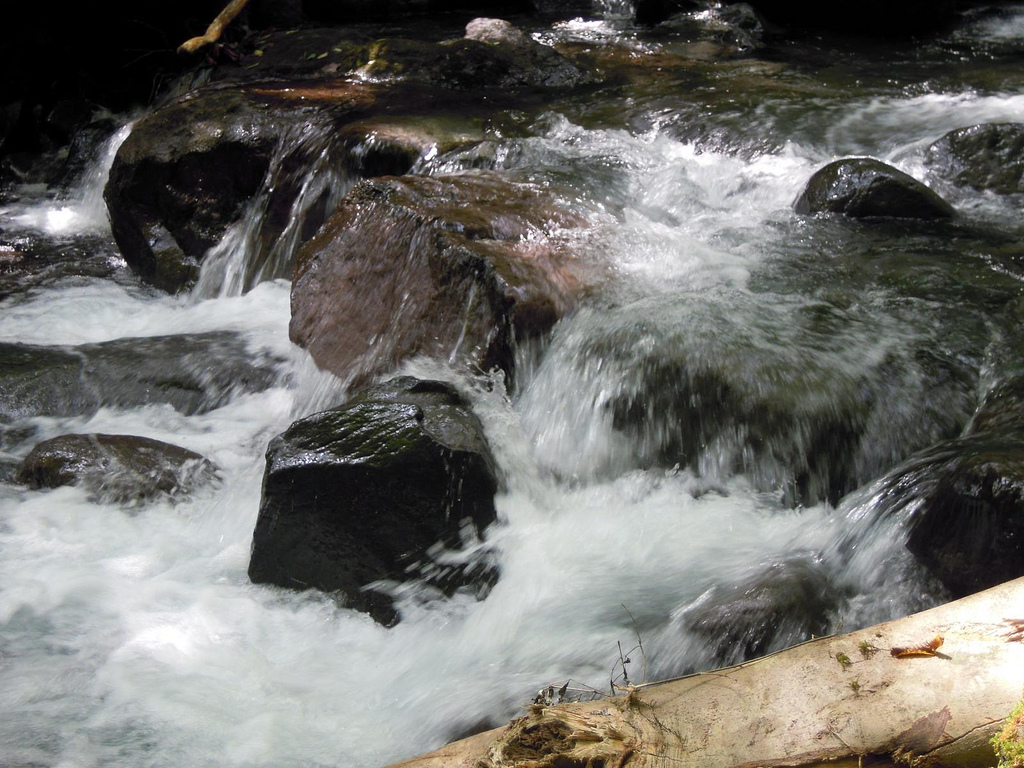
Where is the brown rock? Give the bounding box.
[290,171,603,385]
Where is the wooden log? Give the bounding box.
[178,0,251,55]
[386,577,1024,768]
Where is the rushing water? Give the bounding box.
[3,5,1024,767]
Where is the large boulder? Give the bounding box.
[289,171,603,385]
[17,433,219,505]
[794,158,955,220]
[104,88,310,293]
[248,377,500,624]
[926,123,1024,195]
[0,332,280,423]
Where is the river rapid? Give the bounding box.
[2,4,1024,767]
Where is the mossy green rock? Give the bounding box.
[794,158,955,219]
[248,377,499,624]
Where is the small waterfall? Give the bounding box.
[10,121,132,236]
[192,122,355,299]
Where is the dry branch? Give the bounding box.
[178,0,251,55]
[386,577,1024,768]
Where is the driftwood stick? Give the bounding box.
[178,0,252,55]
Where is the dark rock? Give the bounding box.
[60,115,121,191]
[0,332,280,423]
[103,88,284,292]
[17,433,219,505]
[926,123,1024,195]
[301,0,532,24]
[876,436,1024,598]
[248,376,500,623]
[735,0,958,35]
[679,558,837,667]
[290,171,603,386]
[794,158,955,220]
[103,76,485,294]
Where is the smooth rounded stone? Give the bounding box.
[871,436,1024,598]
[290,171,604,386]
[17,433,219,505]
[794,158,955,220]
[926,123,1024,195]
[248,376,500,624]
[0,332,280,423]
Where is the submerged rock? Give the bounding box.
[794,158,955,220]
[926,123,1024,195]
[872,436,1024,599]
[248,377,500,624]
[0,332,280,423]
[17,433,219,505]
[555,292,975,506]
[679,558,836,667]
[290,171,603,385]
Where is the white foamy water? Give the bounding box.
[6,9,1024,766]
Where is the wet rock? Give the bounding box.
[0,235,126,302]
[966,375,1024,438]
[248,376,500,624]
[0,332,280,423]
[59,115,121,191]
[17,433,219,505]
[574,293,975,506]
[926,123,1024,195]
[873,436,1024,598]
[679,558,836,666]
[104,77,484,294]
[794,158,955,220]
[290,171,602,385]
[104,88,284,292]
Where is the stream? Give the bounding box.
[2,4,1024,767]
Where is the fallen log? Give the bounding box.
[386,577,1024,768]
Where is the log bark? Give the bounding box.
[178,0,251,54]
[386,577,1024,768]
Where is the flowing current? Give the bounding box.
[3,6,1024,767]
